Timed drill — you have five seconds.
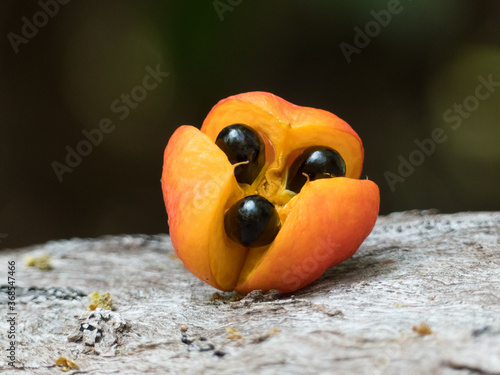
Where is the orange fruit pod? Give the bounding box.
[161,92,380,293]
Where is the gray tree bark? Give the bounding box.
[1,210,499,374]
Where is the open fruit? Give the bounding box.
[161,92,380,293]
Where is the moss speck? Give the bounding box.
[25,254,53,271]
[55,357,79,371]
[413,323,432,335]
[88,291,114,310]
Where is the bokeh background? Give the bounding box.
[1,0,499,249]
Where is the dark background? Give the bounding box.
[1,0,499,249]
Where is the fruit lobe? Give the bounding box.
[236,178,379,293]
[162,92,380,293]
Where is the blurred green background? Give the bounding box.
[1,0,499,249]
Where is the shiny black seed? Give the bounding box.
[286,146,346,193]
[224,195,281,248]
[216,124,265,184]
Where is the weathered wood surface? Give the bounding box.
[0,210,499,375]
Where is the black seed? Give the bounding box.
[224,195,281,248]
[216,124,265,184]
[286,146,346,193]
